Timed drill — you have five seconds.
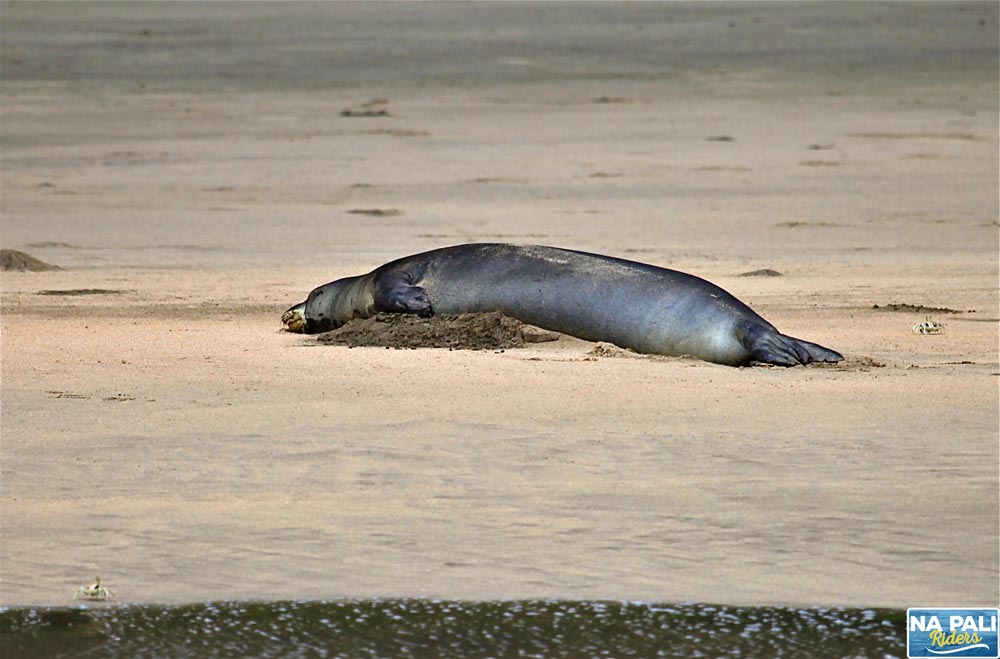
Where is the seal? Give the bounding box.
[282,243,843,367]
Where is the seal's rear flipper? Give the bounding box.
[790,336,844,364]
[373,271,434,317]
[742,322,843,366]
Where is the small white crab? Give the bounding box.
[75,576,115,602]
[913,318,944,335]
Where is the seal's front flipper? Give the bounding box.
[741,322,843,366]
[373,270,434,317]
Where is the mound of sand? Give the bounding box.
[316,312,560,350]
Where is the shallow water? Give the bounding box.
[4,3,995,94]
[1,599,904,659]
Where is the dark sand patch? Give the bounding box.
[739,269,783,277]
[37,289,126,296]
[45,390,137,402]
[467,177,529,184]
[811,356,886,371]
[845,356,886,370]
[341,99,391,117]
[24,242,79,249]
[900,153,945,160]
[697,165,752,172]
[871,303,967,314]
[347,209,402,217]
[775,221,845,228]
[0,249,61,272]
[799,160,843,167]
[317,312,560,350]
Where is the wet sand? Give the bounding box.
[1,3,997,608]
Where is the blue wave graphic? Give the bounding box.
[928,644,991,655]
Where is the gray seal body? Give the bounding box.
[283,243,843,367]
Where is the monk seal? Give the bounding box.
[282,243,843,367]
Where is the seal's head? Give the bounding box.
[281,302,307,333]
[283,276,366,334]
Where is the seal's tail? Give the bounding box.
[741,322,843,366]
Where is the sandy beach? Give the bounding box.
[1,2,997,609]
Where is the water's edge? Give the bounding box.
[0,598,906,659]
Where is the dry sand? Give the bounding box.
[1,3,997,608]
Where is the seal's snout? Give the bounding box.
[282,303,306,333]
